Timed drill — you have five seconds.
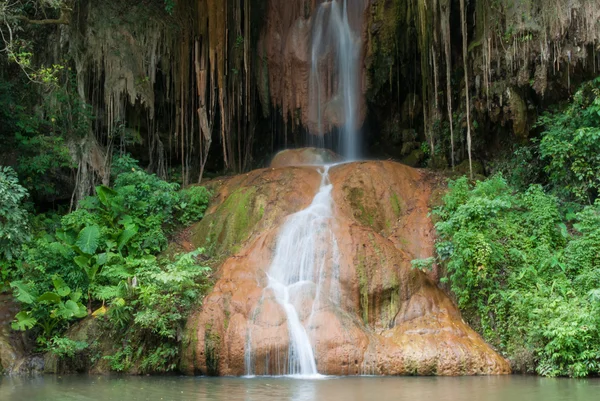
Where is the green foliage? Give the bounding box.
[536,78,600,204]
[434,175,600,377]
[0,166,30,261]
[11,275,87,340]
[0,73,84,199]
[8,161,212,371]
[163,0,176,15]
[102,250,211,373]
[410,257,435,272]
[44,336,89,359]
[110,153,140,178]
[178,186,211,226]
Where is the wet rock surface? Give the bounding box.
[181,152,510,376]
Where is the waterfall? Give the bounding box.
[246,165,340,377]
[309,0,362,160]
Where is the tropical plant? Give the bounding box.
[536,77,600,204]
[0,166,30,261]
[11,275,87,341]
[434,175,600,377]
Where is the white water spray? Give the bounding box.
[310,0,362,160]
[246,166,340,377]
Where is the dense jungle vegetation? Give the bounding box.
[1,0,600,377]
[428,78,600,377]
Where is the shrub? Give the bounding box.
[9,163,212,369]
[0,166,30,261]
[434,176,600,377]
[536,77,600,204]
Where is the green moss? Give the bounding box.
[204,325,220,376]
[357,253,369,326]
[366,0,405,101]
[391,191,403,217]
[191,186,261,261]
[181,318,199,373]
[345,186,385,232]
[401,149,425,167]
[223,299,231,331]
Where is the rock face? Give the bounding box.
[181,155,510,376]
[260,0,368,133]
[0,292,36,375]
[270,147,342,168]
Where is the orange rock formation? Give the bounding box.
[180,151,510,376]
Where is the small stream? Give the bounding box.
[1,375,599,401]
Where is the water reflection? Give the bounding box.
[1,375,599,401]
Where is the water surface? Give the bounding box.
[1,375,599,401]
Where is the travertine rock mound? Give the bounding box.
[181,153,510,376]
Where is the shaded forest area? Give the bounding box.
[1,0,598,207]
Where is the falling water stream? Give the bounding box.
[310,0,362,160]
[247,0,361,377]
[246,165,340,377]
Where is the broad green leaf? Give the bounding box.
[96,185,117,207]
[76,225,100,255]
[74,255,91,269]
[65,300,88,318]
[37,292,62,304]
[96,252,108,266]
[70,290,83,302]
[10,281,35,304]
[117,225,139,251]
[52,276,71,297]
[85,264,100,281]
[55,229,75,245]
[118,215,133,226]
[11,311,36,331]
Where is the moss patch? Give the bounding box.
[191,186,263,262]
[357,253,369,326]
[390,191,403,217]
[204,325,221,376]
[345,186,385,232]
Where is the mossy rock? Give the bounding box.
[0,335,16,375]
[184,165,320,268]
[190,186,265,261]
[401,149,425,167]
[454,159,484,176]
[43,317,113,374]
[344,186,386,233]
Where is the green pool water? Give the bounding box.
[1,375,599,401]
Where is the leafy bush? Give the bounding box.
[434,176,600,377]
[0,166,30,261]
[102,250,211,373]
[178,186,211,225]
[11,275,87,340]
[9,165,212,367]
[44,336,89,359]
[110,153,140,178]
[536,77,600,203]
[0,76,83,199]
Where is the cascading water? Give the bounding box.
[245,165,340,377]
[246,0,363,378]
[309,0,363,160]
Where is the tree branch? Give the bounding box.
[16,2,73,26]
[17,15,70,25]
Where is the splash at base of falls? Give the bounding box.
[245,165,340,377]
